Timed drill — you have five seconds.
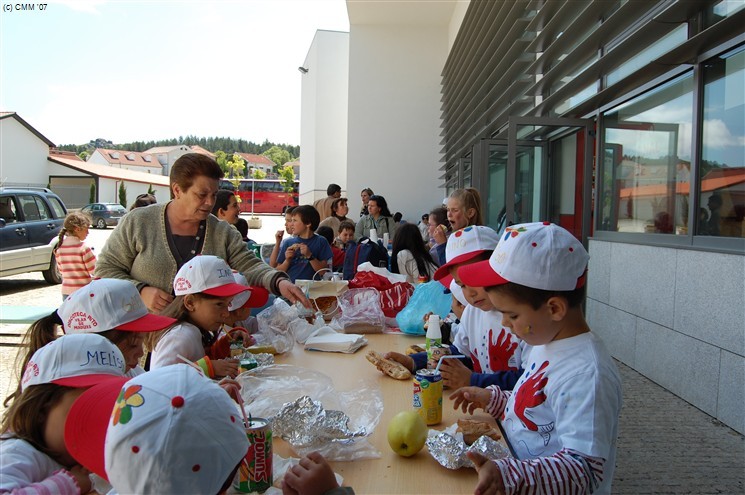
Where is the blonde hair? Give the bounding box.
[54,211,91,251]
[449,188,483,226]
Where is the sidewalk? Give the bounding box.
[613,361,744,494]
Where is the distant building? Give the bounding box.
[285,160,300,180]
[238,153,275,176]
[0,112,55,187]
[89,148,164,175]
[189,145,215,158]
[142,145,191,175]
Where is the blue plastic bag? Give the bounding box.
[395,281,452,335]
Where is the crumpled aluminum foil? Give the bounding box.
[426,431,511,469]
[272,396,367,448]
[252,353,275,367]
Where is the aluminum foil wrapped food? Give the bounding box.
[273,396,367,448]
[426,425,511,469]
[252,352,275,367]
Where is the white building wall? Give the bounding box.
[0,118,51,186]
[299,30,349,206]
[347,23,448,221]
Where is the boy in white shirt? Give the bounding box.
[452,222,622,494]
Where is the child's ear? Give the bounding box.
[183,294,197,311]
[546,296,568,321]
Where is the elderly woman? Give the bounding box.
[96,153,308,312]
[355,194,396,241]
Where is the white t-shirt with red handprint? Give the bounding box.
[490,331,622,494]
[453,305,522,373]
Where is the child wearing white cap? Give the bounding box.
[148,255,251,378]
[451,222,622,494]
[64,364,249,495]
[0,334,127,493]
[3,279,178,409]
[384,226,524,391]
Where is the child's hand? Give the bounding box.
[68,465,92,494]
[282,451,339,495]
[218,377,242,403]
[433,224,447,245]
[297,243,311,257]
[467,452,506,495]
[450,386,491,415]
[275,230,285,243]
[384,351,415,373]
[212,358,240,379]
[227,327,253,346]
[285,245,297,260]
[439,359,472,389]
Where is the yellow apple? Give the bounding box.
[387,410,428,457]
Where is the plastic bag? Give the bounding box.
[236,364,382,460]
[332,288,385,334]
[395,280,453,335]
[349,269,414,318]
[255,298,298,354]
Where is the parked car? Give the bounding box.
[80,202,128,229]
[0,187,67,284]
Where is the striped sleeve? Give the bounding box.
[0,469,81,494]
[485,385,511,419]
[81,246,96,275]
[495,447,605,495]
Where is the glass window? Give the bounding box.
[0,196,19,223]
[486,144,508,233]
[704,1,745,29]
[48,197,66,218]
[19,195,41,221]
[33,197,51,220]
[698,46,745,238]
[607,25,687,86]
[600,73,693,234]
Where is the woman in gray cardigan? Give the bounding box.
[95,153,309,312]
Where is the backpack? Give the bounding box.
[342,237,390,280]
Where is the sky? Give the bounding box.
[0,0,350,147]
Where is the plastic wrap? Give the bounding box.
[332,288,386,334]
[395,280,453,335]
[236,364,382,460]
[255,298,298,354]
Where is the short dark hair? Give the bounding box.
[429,207,450,229]
[487,282,586,310]
[327,184,342,196]
[393,212,403,223]
[284,206,297,215]
[331,197,348,218]
[316,226,334,245]
[211,189,235,216]
[170,153,223,194]
[338,220,355,233]
[293,205,320,231]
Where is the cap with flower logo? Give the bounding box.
[58,279,176,333]
[64,364,248,494]
[458,222,589,291]
[433,225,501,287]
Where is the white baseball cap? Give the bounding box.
[449,280,468,307]
[173,255,250,298]
[228,272,270,311]
[433,225,500,286]
[59,279,177,333]
[459,222,589,291]
[65,364,249,493]
[21,333,126,391]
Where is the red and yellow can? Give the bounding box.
[233,417,273,493]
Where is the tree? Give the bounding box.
[250,168,267,179]
[263,145,293,172]
[278,164,296,209]
[79,150,90,161]
[118,182,127,208]
[214,150,229,175]
[89,182,96,203]
[225,153,246,189]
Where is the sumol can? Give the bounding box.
[233,417,273,493]
[413,369,442,425]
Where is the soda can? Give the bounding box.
[233,418,273,493]
[413,369,442,425]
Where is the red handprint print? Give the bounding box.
[488,327,519,371]
[513,360,549,431]
[470,349,482,373]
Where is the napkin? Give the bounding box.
[304,326,368,353]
